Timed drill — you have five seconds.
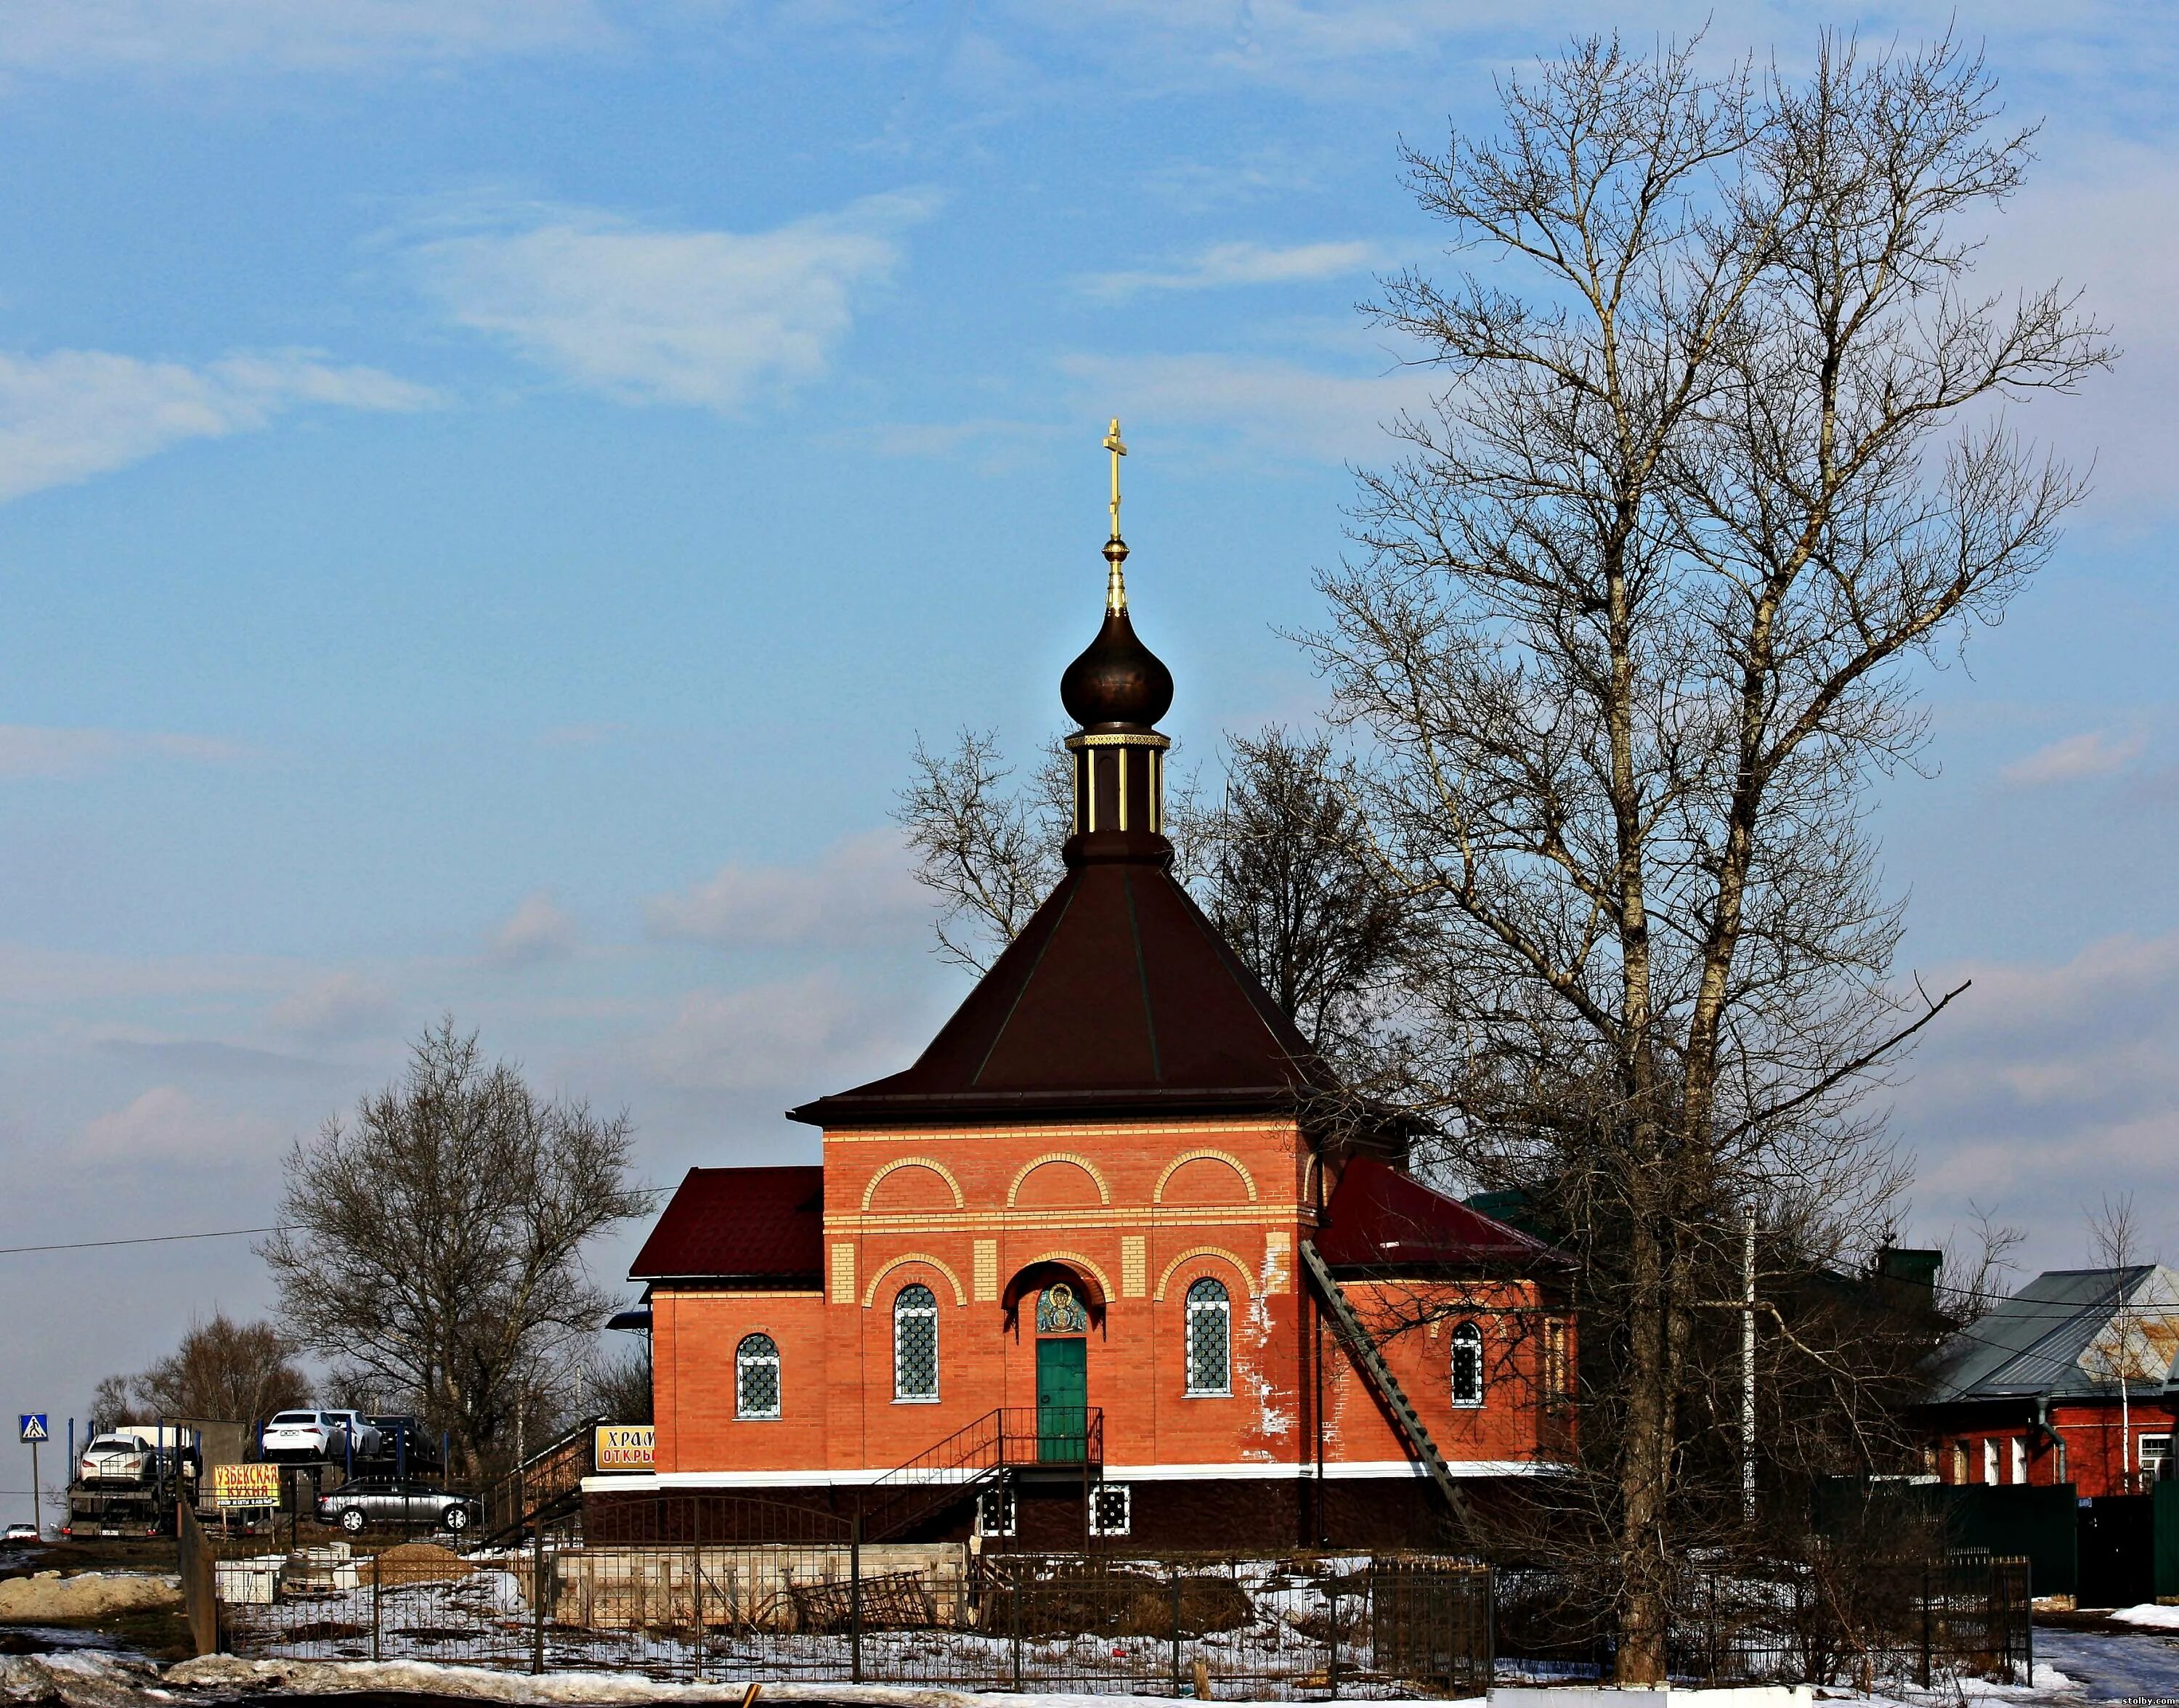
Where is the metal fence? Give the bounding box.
[1495,1554,2033,1690]
[211,1532,1492,1698]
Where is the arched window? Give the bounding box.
[1184,1277,1231,1396]
[736,1333,781,1420]
[894,1283,939,1401]
[1450,1322,1484,1407]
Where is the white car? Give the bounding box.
[78,1433,157,1486]
[260,1410,384,1463]
[3,1522,41,1542]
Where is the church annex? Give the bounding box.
[604,426,1573,1549]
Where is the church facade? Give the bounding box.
[606,433,1573,1548]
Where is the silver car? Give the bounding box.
[316,1478,477,1535]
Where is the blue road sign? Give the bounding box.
[18,1415,47,1443]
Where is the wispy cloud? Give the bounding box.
[645,830,923,951]
[1058,350,1435,463]
[0,0,611,72]
[74,1086,285,1167]
[0,725,248,779]
[645,970,908,1094]
[264,971,398,1039]
[1082,240,1381,301]
[0,349,434,503]
[2000,730,2145,788]
[413,192,942,412]
[486,890,579,965]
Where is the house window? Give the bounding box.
[735,1333,781,1420]
[1542,1317,1570,1405]
[1184,1277,1232,1396]
[1951,1441,1967,1484]
[2142,1435,2171,1482]
[1982,1438,1997,1485]
[976,1482,1016,1537]
[894,1283,939,1402]
[1450,1323,1485,1407]
[1090,1482,1132,1537]
[2010,1436,2026,1485]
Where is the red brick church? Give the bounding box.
[610,430,1573,1548]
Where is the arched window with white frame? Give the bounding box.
[894,1282,939,1401]
[1184,1276,1232,1396]
[1450,1322,1484,1408]
[736,1333,781,1420]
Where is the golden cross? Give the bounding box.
[1100,418,1129,613]
[1103,418,1127,543]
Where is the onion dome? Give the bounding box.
[1060,598,1173,729]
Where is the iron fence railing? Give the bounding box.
[211,1529,1490,1697]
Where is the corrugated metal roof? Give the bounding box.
[1926,1265,2179,1402]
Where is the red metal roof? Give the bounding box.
[629,1165,824,1282]
[1314,1155,1559,1271]
[790,859,1334,1128]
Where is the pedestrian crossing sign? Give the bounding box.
[17,1415,46,1442]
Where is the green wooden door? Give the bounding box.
[1036,1338,1087,1463]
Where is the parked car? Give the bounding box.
[260,1410,384,1462]
[2,1522,40,1542]
[315,1478,478,1536]
[78,1432,157,1486]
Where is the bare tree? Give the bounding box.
[1310,31,2109,1677]
[131,1313,309,1423]
[261,1020,654,1479]
[2082,1193,2174,1491]
[589,1340,655,1426]
[896,728,1071,972]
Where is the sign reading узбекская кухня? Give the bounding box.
[594,1425,654,1472]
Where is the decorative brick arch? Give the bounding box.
[1006,1151,1112,1208]
[1016,1249,1116,1303]
[860,1251,967,1307]
[1152,1148,1259,1204]
[1153,1245,1257,1300]
[860,1155,966,1211]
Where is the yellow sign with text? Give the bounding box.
[211,1462,281,1508]
[593,1425,654,1473]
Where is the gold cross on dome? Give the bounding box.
[1103,418,1127,543]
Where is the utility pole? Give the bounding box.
[1742,1206,1757,1524]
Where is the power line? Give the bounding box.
[0,1225,283,1257]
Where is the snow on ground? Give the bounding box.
[2105,1603,2179,1630]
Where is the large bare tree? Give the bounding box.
[1310,32,2109,1678]
[261,1020,652,1478]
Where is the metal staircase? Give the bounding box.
[478,1415,601,1542]
[1299,1239,1472,1528]
[861,1406,1103,1542]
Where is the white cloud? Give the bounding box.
[75,1085,285,1166]
[0,0,610,71]
[646,971,905,1094]
[413,192,941,412]
[1082,240,1381,300]
[265,971,397,1038]
[0,725,247,778]
[1892,931,2179,1267]
[0,348,435,503]
[487,890,579,965]
[645,830,923,951]
[2000,730,2145,788]
[1058,350,1436,464]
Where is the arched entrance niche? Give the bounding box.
[1002,1260,1099,1465]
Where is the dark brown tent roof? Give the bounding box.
[789,859,1332,1128]
[629,1165,824,1282]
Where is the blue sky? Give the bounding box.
[2,0,2178,1438]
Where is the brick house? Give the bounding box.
[601,492,1572,1548]
[1918,1265,2179,1497]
